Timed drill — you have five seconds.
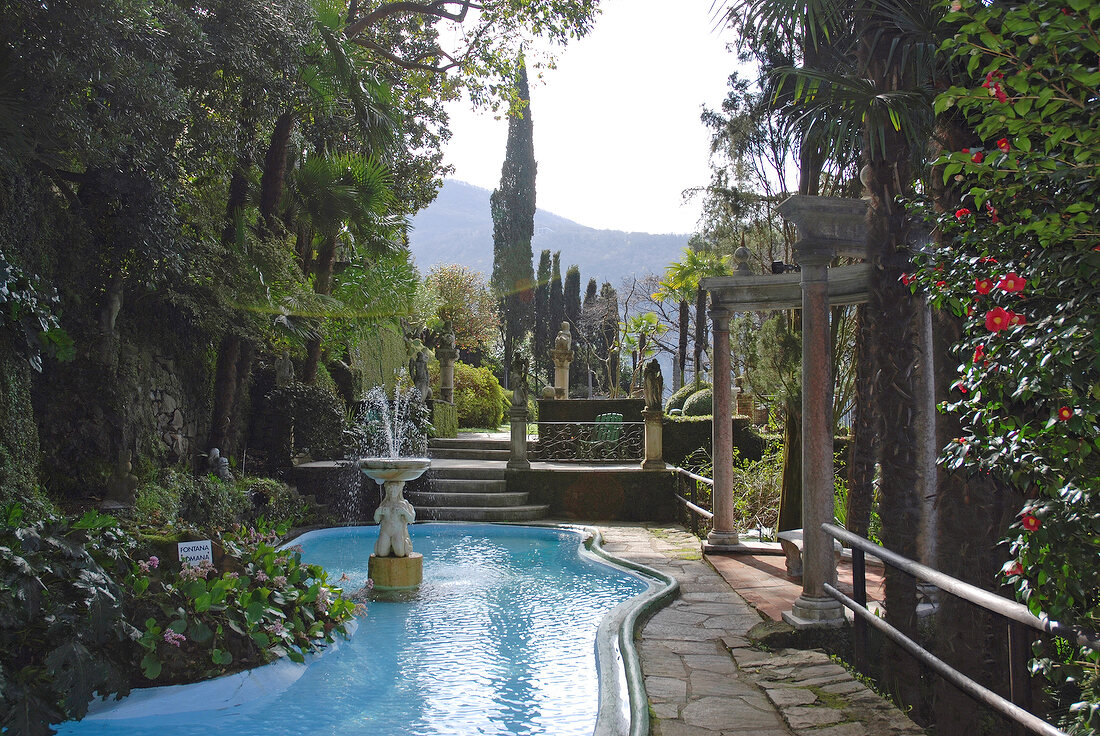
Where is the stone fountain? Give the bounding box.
[355,383,430,590]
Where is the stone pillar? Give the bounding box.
[784,251,844,628]
[549,321,574,399]
[437,345,458,404]
[642,410,664,469]
[916,297,939,606]
[704,307,740,550]
[508,406,530,469]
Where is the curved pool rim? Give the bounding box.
[84,522,679,736]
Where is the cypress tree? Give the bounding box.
[548,252,564,383]
[534,249,552,384]
[564,265,581,387]
[490,60,536,383]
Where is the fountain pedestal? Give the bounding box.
[358,458,431,590]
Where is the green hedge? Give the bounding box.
[682,388,713,416]
[663,415,770,466]
[665,381,709,413]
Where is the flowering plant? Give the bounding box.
[132,521,361,684]
[912,0,1099,727]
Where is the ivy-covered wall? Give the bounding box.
[0,345,41,506]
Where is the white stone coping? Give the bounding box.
[83,621,355,720]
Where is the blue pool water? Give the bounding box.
[61,523,650,736]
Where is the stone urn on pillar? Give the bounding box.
[549,321,574,399]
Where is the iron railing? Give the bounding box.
[530,421,644,462]
[822,522,1099,736]
[671,466,714,537]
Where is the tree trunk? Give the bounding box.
[678,299,689,388]
[777,393,802,531]
[693,287,706,384]
[208,334,241,453]
[302,234,338,383]
[846,303,877,537]
[259,111,295,236]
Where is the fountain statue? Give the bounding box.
[354,382,431,589]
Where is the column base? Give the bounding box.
[702,529,742,554]
[369,552,422,590]
[640,458,666,470]
[782,595,845,629]
[506,459,531,470]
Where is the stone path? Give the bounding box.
[597,523,926,736]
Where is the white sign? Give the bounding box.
[177,540,214,566]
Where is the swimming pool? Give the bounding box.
[62,523,667,736]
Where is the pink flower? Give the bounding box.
[997,272,1025,293]
[985,307,1009,331]
[1020,513,1041,532]
[273,575,287,587]
[163,630,187,647]
[255,571,269,583]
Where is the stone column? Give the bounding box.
[916,297,939,606]
[437,345,458,404]
[642,410,664,469]
[508,406,530,469]
[704,306,740,550]
[784,251,844,628]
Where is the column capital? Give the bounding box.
[708,306,733,330]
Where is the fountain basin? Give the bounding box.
[356,457,430,484]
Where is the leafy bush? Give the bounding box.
[682,388,714,417]
[134,469,249,530]
[453,362,504,428]
[130,522,359,685]
[266,381,346,459]
[0,506,137,734]
[665,381,709,413]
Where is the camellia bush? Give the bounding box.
[914,0,1099,729]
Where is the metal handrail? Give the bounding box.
[822,522,1099,736]
[670,467,715,534]
[824,523,1099,651]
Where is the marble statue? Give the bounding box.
[644,359,663,412]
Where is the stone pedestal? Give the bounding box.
[437,346,458,404]
[369,553,423,590]
[641,409,665,469]
[508,406,530,469]
[550,348,573,399]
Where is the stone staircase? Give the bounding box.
[410,436,549,522]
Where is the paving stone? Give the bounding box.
[819,680,869,695]
[765,687,819,708]
[654,720,722,736]
[651,609,710,625]
[802,723,868,736]
[681,696,787,732]
[688,672,761,698]
[641,654,688,678]
[645,675,688,700]
[783,705,847,729]
[651,701,681,719]
[682,654,739,674]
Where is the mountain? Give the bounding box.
[407,180,690,284]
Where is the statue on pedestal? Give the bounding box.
[643,360,663,412]
[411,348,432,402]
[510,353,529,409]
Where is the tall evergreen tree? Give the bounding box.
[490,60,537,383]
[534,249,553,384]
[564,264,581,387]
[548,251,564,382]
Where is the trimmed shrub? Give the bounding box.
[453,362,504,429]
[664,381,709,414]
[682,388,713,417]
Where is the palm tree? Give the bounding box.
[290,152,405,381]
[661,245,730,386]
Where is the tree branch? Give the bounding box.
[345,1,482,41]
[351,38,465,73]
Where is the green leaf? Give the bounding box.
[189,620,214,644]
[211,648,233,666]
[141,653,162,680]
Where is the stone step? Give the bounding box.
[430,437,510,451]
[415,505,550,522]
[407,491,530,508]
[429,448,510,461]
[429,478,509,494]
[428,464,506,481]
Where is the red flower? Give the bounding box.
[954,381,968,393]
[901,273,914,286]
[962,148,970,153]
[1002,560,1023,577]
[936,280,947,289]
[975,278,994,294]
[985,201,999,224]
[1020,513,1041,532]
[1058,406,1073,421]
[997,272,1025,293]
[956,208,972,220]
[997,138,1011,152]
[985,307,1009,331]
[979,256,998,264]
[1007,311,1026,326]
[972,151,985,163]
[973,344,986,362]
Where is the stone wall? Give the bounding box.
[0,347,41,504]
[508,467,676,522]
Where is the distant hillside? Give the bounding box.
[408,180,690,284]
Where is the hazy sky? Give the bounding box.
[442,0,748,235]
